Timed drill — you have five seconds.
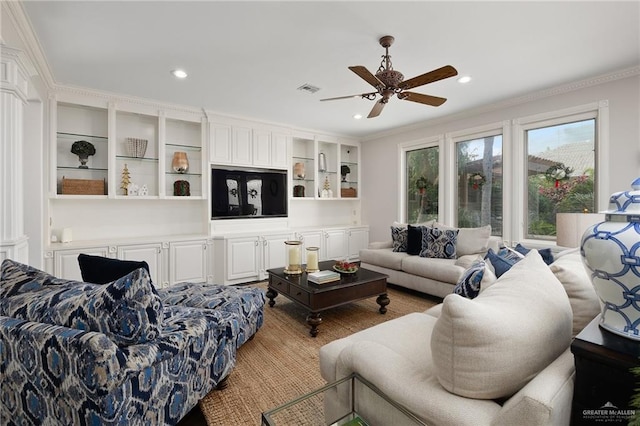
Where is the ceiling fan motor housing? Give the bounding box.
[376,69,404,88]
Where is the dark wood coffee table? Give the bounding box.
[266,260,389,337]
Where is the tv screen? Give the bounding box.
[211,167,287,219]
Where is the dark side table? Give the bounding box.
[570,316,640,425]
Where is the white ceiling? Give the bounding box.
[20,1,640,138]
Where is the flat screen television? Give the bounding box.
[211,167,287,219]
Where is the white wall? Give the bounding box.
[361,73,640,243]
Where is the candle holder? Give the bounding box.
[284,240,303,275]
[305,246,319,273]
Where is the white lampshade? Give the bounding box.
[556,212,605,248]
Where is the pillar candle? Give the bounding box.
[307,250,319,270]
[289,246,300,265]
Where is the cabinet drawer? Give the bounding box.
[290,287,310,305]
[270,277,290,294]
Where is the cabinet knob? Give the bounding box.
[255,240,259,246]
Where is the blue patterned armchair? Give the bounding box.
[0,259,264,425]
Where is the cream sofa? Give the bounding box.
[360,223,502,298]
[320,249,600,426]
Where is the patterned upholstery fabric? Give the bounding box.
[1,264,163,346]
[390,225,408,252]
[0,259,265,425]
[420,227,459,259]
[453,259,486,299]
[158,282,265,348]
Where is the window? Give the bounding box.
[455,134,503,235]
[406,146,439,223]
[525,119,596,240]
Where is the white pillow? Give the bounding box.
[549,252,601,336]
[434,223,491,256]
[431,250,572,399]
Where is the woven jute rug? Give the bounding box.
[198,282,439,425]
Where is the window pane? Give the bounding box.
[406,146,439,223]
[455,135,503,236]
[526,119,596,240]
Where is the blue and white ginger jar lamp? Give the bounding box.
[581,177,640,340]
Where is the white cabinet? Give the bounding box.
[347,227,369,260]
[271,132,289,169]
[209,122,232,164]
[294,230,325,260]
[117,243,164,287]
[225,236,261,282]
[54,246,110,281]
[252,129,272,167]
[324,229,348,260]
[169,240,208,285]
[232,126,253,165]
[260,233,291,277]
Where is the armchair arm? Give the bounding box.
[0,316,125,394]
[492,348,575,426]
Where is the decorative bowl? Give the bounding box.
[126,138,148,158]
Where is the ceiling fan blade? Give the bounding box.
[399,91,447,107]
[398,65,458,90]
[367,100,386,118]
[320,92,377,102]
[349,66,384,88]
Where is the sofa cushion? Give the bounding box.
[359,248,409,271]
[420,227,458,259]
[0,259,70,298]
[407,224,425,255]
[401,256,463,284]
[78,253,151,284]
[391,225,408,252]
[434,223,492,256]
[549,251,601,336]
[514,243,554,265]
[0,266,163,346]
[431,250,572,399]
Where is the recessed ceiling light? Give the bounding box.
[457,75,472,84]
[171,69,188,79]
[353,114,363,120]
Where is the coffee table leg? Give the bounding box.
[376,293,390,314]
[306,312,322,337]
[266,288,278,307]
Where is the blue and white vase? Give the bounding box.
[581,177,640,340]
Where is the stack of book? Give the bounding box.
[308,270,341,284]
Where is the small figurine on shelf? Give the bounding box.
[139,184,149,196]
[127,183,139,196]
[121,164,131,195]
[321,176,333,198]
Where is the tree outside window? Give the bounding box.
[406,146,439,223]
[526,119,596,239]
[456,135,503,236]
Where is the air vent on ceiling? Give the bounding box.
[297,83,320,94]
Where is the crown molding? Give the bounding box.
[2,1,55,87]
[362,65,640,142]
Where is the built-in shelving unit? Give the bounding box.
[291,137,316,198]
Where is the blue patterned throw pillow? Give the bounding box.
[485,248,523,277]
[391,226,408,252]
[420,227,459,259]
[514,243,554,265]
[453,260,485,298]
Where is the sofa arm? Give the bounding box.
[368,241,393,249]
[493,348,575,426]
[0,316,125,393]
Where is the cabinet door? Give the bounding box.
[261,233,291,277]
[209,122,232,164]
[118,243,164,288]
[226,237,260,281]
[232,126,252,165]
[347,228,369,261]
[296,230,324,260]
[54,247,110,281]
[169,240,208,285]
[252,130,271,167]
[324,229,348,260]
[271,133,289,169]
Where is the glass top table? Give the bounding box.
[261,373,426,426]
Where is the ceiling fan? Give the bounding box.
[321,35,458,118]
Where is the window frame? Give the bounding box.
[512,100,609,247]
[398,135,443,223]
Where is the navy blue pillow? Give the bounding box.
[407,224,424,255]
[485,248,518,278]
[514,243,554,265]
[453,260,485,299]
[78,253,151,285]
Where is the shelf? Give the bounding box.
[293,155,314,161]
[58,132,108,142]
[165,172,202,177]
[166,143,201,151]
[116,155,159,162]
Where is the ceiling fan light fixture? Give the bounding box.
[171,69,188,79]
[457,75,472,84]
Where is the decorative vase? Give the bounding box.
[172,152,189,173]
[581,177,640,340]
[173,180,190,196]
[294,162,305,179]
[318,152,327,172]
[78,154,89,169]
